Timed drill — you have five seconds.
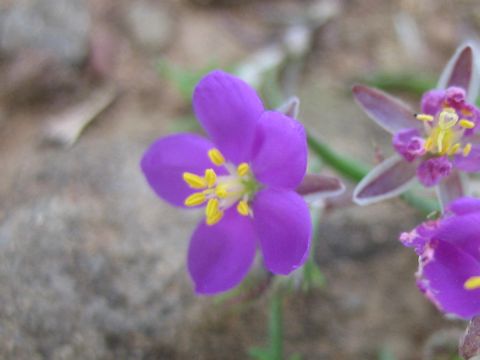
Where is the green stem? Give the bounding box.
[306,132,439,215]
[269,292,283,360]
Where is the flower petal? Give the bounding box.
[140,133,225,207]
[435,171,466,212]
[454,144,480,172]
[431,212,480,260]
[437,43,480,103]
[353,155,417,205]
[251,111,307,189]
[187,209,256,295]
[416,156,452,187]
[421,89,446,115]
[392,128,426,162]
[193,70,264,164]
[417,238,480,319]
[352,85,419,134]
[448,197,480,215]
[296,174,345,197]
[253,189,311,275]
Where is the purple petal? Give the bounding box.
[251,111,307,189]
[448,197,480,215]
[435,171,466,212]
[417,156,452,187]
[421,89,446,115]
[253,189,311,275]
[352,85,420,134]
[141,134,225,207]
[353,155,417,205]
[454,144,480,172]
[437,43,479,103]
[417,238,480,319]
[432,212,480,260]
[193,70,264,164]
[392,128,426,162]
[187,209,256,295]
[399,220,439,255]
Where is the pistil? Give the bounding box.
[415,107,474,157]
[182,148,258,225]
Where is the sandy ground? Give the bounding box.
[1,0,479,359]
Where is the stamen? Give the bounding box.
[448,143,460,155]
[215,184,228,198]
[237,163,250,177]
[184,192,206,207]
[437,132,446,153]
[206,210,224,225]
[183,172,207,189]
[204,169,217,188]
[464,276,480,290]
[463,143,472,156]
[415,114,434,122]
[208,148,225,166]
[205,198,219,218]
[424,137,433,152]
[236,200,250,216]
[459,119,475,129]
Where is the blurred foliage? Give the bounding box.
[249,292,302,360]
[378,347,396,360]
[363,72,435,97]
[364,71,480,109]
[157,59,227,102]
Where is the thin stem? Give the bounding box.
[307,132,439,215]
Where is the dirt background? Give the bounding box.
[1,0,479,359]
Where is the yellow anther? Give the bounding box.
[183,172,207,189]
[236,200,250,216]
[184,192,206,207]
[415,114,434,122]
[448,143,460,155]
[237,163,250,177]
[215,184,228,198]
[424,137,433,151]
[463,143,472,156]
[438,108,458,129]
[206,210,224,226]
[205,198,219,219]
[464,276,480,290]
[459,119,475,129]
[204,169,217,188]
[208,148,225,166]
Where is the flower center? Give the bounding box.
[182,148,259,226]
[415,107,474,157]
[464,276,480,290]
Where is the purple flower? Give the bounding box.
[353,43,480,207]
[140,70,312,295]
[400,197,480,319]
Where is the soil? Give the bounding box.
[1,0,479,359]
